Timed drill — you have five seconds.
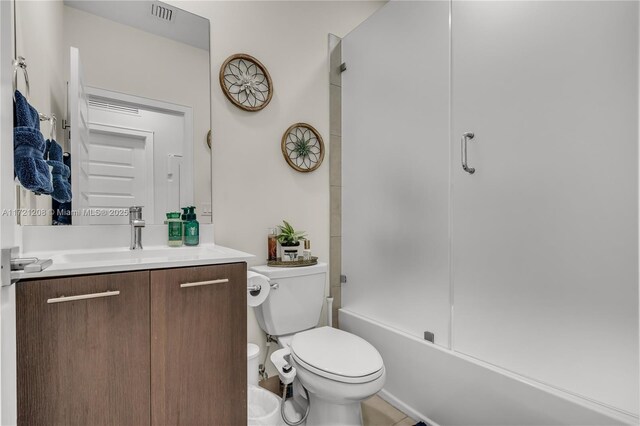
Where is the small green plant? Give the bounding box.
[277,220,307,246]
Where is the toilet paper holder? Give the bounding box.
[248,281,278,296]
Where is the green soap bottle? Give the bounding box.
[181,207,190,244]
[184,206,199,246]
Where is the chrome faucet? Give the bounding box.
[129,206,145,250]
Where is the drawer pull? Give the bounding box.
[47,290,120,304]
[180,278,229,288]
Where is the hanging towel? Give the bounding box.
[52,152,72,225]
[13,90,52,194]
[45,139,72,203]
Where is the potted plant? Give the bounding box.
[277,220,307,262]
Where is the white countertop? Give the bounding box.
[12,244,255,281]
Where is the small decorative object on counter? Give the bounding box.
[184,206,200,246]
[267,256,318,267]
[277,220,306,262]
[303,239,312,261]
[166,212,183,247]
[267,227,278,261]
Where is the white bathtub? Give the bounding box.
[340,309,636,426]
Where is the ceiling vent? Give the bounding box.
[151,3,174,22]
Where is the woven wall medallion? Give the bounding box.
[219,54,273,111]
[281,123,325,173]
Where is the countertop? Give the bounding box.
[12,244,255,281]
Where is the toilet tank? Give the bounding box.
[250,263,327,337]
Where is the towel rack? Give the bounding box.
[39,113,56,140]
[12,56,29,100]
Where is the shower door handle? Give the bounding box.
[461,132,475,174]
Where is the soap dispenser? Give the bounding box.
[184,206,200,246]
[181,207,190,244]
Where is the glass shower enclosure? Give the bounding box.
[342,0,638,417]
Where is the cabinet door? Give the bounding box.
[151,263,247,426]
[451,1,638,414]
[17,271,151,426]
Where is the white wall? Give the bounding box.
[1,2,17,422]
[169,0,385,373]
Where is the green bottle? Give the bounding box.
[181,207,190,244]
[184,206,199,246]
[166,212,183,247]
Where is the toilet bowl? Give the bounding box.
[289,327,385,425]
[250,264,385,425]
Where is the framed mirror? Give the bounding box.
[13,0,212,225]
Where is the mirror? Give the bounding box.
[13,0,212,225]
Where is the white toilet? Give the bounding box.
[250,263,385,426]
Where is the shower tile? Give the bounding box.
[330,236,341,287]
[330,186,342,237]
[329,37,342,87]
[330,84,342,136]
[330,135,342,187]
[330,286,341,314]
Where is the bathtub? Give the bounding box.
[340,309,637,426]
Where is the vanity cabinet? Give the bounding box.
[17,271,151,426]
[151,264,247,426]
[16,263,247,426]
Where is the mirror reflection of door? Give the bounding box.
[83,123,154,226]
[84,89,194,225]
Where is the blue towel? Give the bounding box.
[13,90,39,129]
[13,90,52,194]
[45,139,72,203]
[52,152,72,225]
[14,127,53,194]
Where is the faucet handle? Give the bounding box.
[131,219,145,228]
[129,206,143,222]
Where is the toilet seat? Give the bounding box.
[290,327,384,384]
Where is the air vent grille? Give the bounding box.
[151,3,174,22]
[88,100,139,115]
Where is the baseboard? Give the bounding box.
[378,389,441,426]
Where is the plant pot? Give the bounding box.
[279,242,302,262]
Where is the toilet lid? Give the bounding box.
[290,327,384,382]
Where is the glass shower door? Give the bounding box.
[450,1,639,414]
[341,0,452,346]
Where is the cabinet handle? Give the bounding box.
[461,132,476,174]
[180,278,229,288]
[47,290,120,304]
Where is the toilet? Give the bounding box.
[250,263,385,426]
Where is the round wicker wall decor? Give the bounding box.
[281,123,325,173]
[219,54,273,112]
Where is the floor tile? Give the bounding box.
[361,395,407,426]
[393,416,418,426]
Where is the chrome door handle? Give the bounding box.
[47,290,120,304]
[180,278,229,288]
[461,132,475,174]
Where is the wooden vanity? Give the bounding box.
[16,263,247,426]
